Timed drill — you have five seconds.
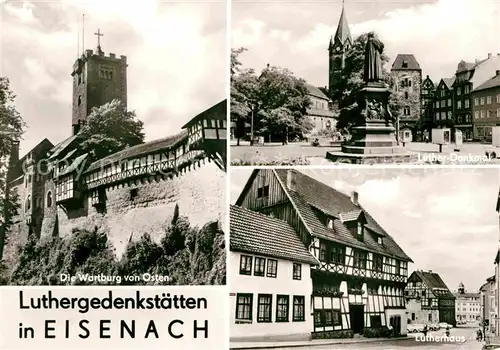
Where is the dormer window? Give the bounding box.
[357,222,363,236]
[257,185,269,198]
[327,218,333,229]
[402,60,408,68]
[377,237,382,245]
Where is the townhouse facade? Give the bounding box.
[471,70,500,141]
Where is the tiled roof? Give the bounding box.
[230,205,318,265]
[453,292,480,298]
[473,73,500,92]
[442,77,456,89]
[413,270,454,298]
[84,131,187,173]
[391,54,421,71]
[339,210,362,222]
[59,153,88,177]
[182,99,226,129]
[273,169,412,262]
[306,84,329,100]
[333,6,352,46]
[48,135,78,160]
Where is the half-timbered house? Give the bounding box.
[229,205,318,341]
[405,270,456,326]
[234,169,413,339]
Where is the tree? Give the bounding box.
[230,48,313,144]
[331,33,405,133]
[78,99,145,161]
[0,77,26,260]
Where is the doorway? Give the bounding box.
[390,315,402,336]
[350,304,364,334]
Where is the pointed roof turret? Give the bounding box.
[334,2,352,47]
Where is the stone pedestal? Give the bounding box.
[326,82,415,164]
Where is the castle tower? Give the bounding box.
[328,1,352,94]
[71,29,128,135]
[458,282,465,294]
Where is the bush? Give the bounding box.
[3,205,225,286]
[312,330,354,339]
[362,327,392,338]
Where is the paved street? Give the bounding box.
[231,328,485,350]
[230,141,500,165]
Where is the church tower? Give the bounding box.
[71,29,128,135]
[328,1,352,94]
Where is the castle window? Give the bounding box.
[78,95,82,106]
[405,91,409,99]
[25,194,31,212]
[130,188,138,201]
[47,191,52,208]
[403,106,410,115]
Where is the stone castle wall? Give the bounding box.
[391,70,422,123]
[4,159,225,261]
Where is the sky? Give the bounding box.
[232,0,500,88]
[231,167,500,293]
[0,0,226,155]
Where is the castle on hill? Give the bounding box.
[1,32,227,264]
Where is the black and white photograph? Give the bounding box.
[230,0,500,165]
[0,0,227,286]
[229,167,500,349]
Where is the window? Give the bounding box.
[403,106,410,115]
[327,218,333,229]
[497,94,500,103]
[475,98,479,106]
[257,185,269,198]
[293,296,305,321]
[457,87,461,96]
[465,85,469,94]
[239,255,252,275]
[293,263,301,280]
[457,101,462,109]
[377,237,383,245]
[488,110,492,118]
[257,294,272,323]
[405,91,409,99]
[254,257,266,277]
[25,194,31,212]
[357,222,363,236]
[448,99,451,107]
[475,111,480,119]
[373,254,383,271]
[465,99,469,108]
[46,191,52,208]
[130,188,138,201]
[412,313,415,321]
[78,95,82,106]
[319,242,326,261]
[329,245,345,264]
[487,96,492,104]
[235,294,253,322]
[276,295,289,322]
[481,97,485,105]
[370,315,382,328]
[353,250,367,269]
[267,259,277,278]
[481,110,485,118]
[402,61,408,68]
[395,260,401,275]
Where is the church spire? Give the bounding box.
[334,1,352,47]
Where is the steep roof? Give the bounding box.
[268,170,412,262]
[441,77,456,89]
[412,270,454,298]
[84,131,187,173]
[48,135,78,160]
[182,99,226,129]
[473,73,500,92]
[306,84,329,100]
[230,205,318,265]
[333,5,352,46]
[391,54,421,71]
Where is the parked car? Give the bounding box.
[439,322,452,329]
[408,324,425,333]
[429,323,440,331]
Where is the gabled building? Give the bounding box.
[233,169,413,339]
[405,270,456,326]
[421,75,436,137]
[453,282,481,323]
[390,54,422,141]
[479,276,496,329]
[452,53,500,140]
[471,70,500,141]
[328,2,352,96]
[434,77,456,135]
[305,84,336,137]
[230,205,318,341]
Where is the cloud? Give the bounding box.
[2,0,225,155]
[232,0,500,86]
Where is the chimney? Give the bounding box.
[488,53,492,59]
[286,170,296,191]
[351,191,359,206]
[496,70,500,76]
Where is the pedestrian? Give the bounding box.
[422,325,428,337]
[477,328,483,341]
[445,326,450,337]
